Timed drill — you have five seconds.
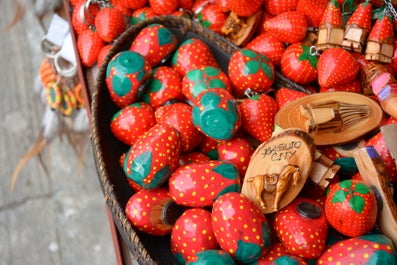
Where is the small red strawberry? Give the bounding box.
[130,6,157,24]
[264,0,299,16]
[316,0,343,50]
[317,47,360,88]
[345,1,373,32]
[217,135,254,178]
[296,0,328,27]
[263,11,308,44]
[142,66,183,108]
[199,135,220,159]
[77,28,105,67]
[214,0,230,12]
[274,197,328,259]
[245,32,285,66]
[97,44,112,69]
[319,0,343,28]
[169,160,240,207]
[71,2,100,36]
[280,42,318,85]
[171,38,219,77]
[238,93,278,143]
[225,0,264,17]
[106,51,152,108]
[194,3,228,34]
[95,5,128,43]
[319,77,362,93]
[228,48,275,97]
[110,102,156,146]
[129,23,178,67]
[123,123,182,189]
[275,87,309,109]
[171,208,218,263]
[149,0,179,15]
[179,0,194,10]
[325,179,378,237]
[211,192,272,263]
[118,0,147,9]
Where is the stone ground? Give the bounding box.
[0,1,117,264]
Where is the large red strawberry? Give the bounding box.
[325,179,378,237]
[211,192,272,263]
[296,0,328,27]
[129,23,178,67]
[274,197,328,259]
[171,208,218,264]
[123,123,182,189]
[263,11,308,44]
[110,102,156,146]
[238,93,278,143]
[77,28,105,67]
[319,0,343,28]
[317,47,360,88]
[245,32,285,66]
[142,66,183,108]
[264,0,299,16]
[171,38,219,77]
[275,87,309,109]
[228,48,275,97]
[149,0,179,15]
[225,0,264,17]
[194,3,228,34]
[280,42,318,85]
[95,5,128,43]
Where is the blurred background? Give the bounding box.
[0,1,116,264]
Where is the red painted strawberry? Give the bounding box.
[95,5,128,43]
[142,66,183,108]
[71,1,100,36]
[149,0,179,15]
[274,197,328,259]
[225,0,264,17]
[245,32,285,66]
[155,102,203,152]
[125,187,176,235]
[192,88,241,141]
[217,135,254,178]
[97,44,112,69]
[169,160,240,207]
[317,47,360,88]
[264,0,299,16]
[319,77,362,93]
[263,11,308,44]
[275,87,309,109]
[110,102,156,146]
[214,0,230,12]
[325,179,378,237]
[123,123,182,189]
[171,208,219,264]
[77,28,105,67]
[199,135,220,159]
[182,66,232,103]
[228,49,275,97]
[129,24,178,67]
[186,250,235,265]
[280,42,318,85]
[317,233,397,264]
[238,93,278,143]
[171,38,219,77]
[118,0,147,9]
[178,152,210,167]
[106,51,152,108]
[296,0,328,27]
[130,6,157,24]
[179,0,194,10]
[319,0,343,28]
[211,192,272,263]
[194,3,228,34]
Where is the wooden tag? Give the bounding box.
[241,129,315,214]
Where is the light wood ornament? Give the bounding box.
[241,129,315,214]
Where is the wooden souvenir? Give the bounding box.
[275,91,383,145]
[309,152,340,190]
[341,24,369,53]
[241,129,315,214]
[365,39,394,63]
[317,25,344,51]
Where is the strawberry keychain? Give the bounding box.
[316,0,344,51]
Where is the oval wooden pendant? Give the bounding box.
[241,129,316,214]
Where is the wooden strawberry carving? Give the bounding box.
[317,233,397,264]
[194,3,228,34]
[171,38,219,77]
[228,48,275,97]
[245,32,285,66]
[142,66,183,108]
[316,0,343,50]
[110,102,156,146]
[95,5,128,43]
[317,47,360,88]
[192,88,241,141]
[238,93,278,143]
[280,42,318,85]
[171,208,219,264]
[263,11,308,44]
[325,179,378,237]
[274,197,328,259]
[275,87,309,109]
[211,192,272,263]
[182,66,232,103]
[129,24,178,67]
[169,160,240,207]
[106,51,152,108]
[123,123,182,189]
[77,28,105,67]
[186,250,235,265]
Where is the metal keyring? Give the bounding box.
[54,52,77,78]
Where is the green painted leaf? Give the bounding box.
[339,179,352,189]
[208,79,226,89]
[360,233,393,245]
[367,250,397,264]
[241,49,258,58]
[215,184,240,200]
[148,165,172,189]
[131,151,152,183]
[148,78,163,93]
[354,182,371,195]
[332,190,347,203]
[213,163,239,180]
[111,75,132,96]
[235,239,263,263]
[349,194,365,214]
[299,45,318,68]
[260,62,274,79]
[273,256,301,265]
[157,27,175,46]
[187,69,204,82]
[243,60,259,75]
[192,82,208,98]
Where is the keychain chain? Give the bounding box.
[384,0,397,20]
